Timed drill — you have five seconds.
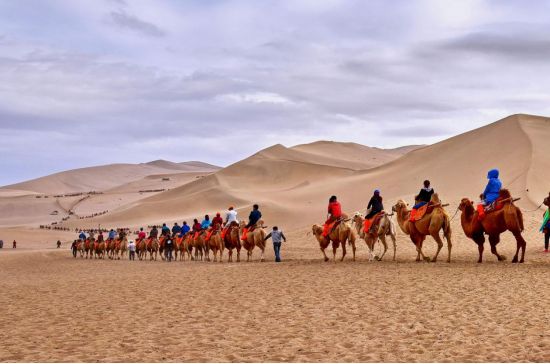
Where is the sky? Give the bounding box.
[1,0,550,185]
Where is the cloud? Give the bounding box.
[108,10,165,37]
[1,0,550,184]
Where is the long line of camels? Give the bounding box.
[73,189,529,264]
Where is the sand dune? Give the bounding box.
[81,114,549,231]
[291,140,422,170]
[1,160,220,195]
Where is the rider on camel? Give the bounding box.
[180,221,190,237]
[161,223,170,237]
[323,196,342,237]
[477,168,502,219]
[241,204,262,240]
[364,190,384,232]
[410,180,434,222]
[225,206,238,226]
[149,225,159,239]
[137,227,146,242]
[192,219,202,238]
[206,213,224,241]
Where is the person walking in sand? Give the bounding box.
[164,237,174,262]
[264,226,287,262]
[541,193,550,253]
[12,240,16,249]
[128,240,136,260]
[71,240,78,257]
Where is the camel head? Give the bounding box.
[311,224,323,236]
[430,193,441,204]
[392,200,408,213]
[458,198,474,211]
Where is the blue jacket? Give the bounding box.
[108,231,116,239]
[79,232,86,240]
[201,219,211,229]
[483,169,502,204]
[249,210,262,225]
[181,224,190,235]
[172,225,181,234]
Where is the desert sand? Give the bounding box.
[1,114,550,362]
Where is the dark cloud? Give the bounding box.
[108,10,165,37]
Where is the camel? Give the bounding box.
[352,212,397,261]
[76,240,85,258]
[174,235,188,261]
[94,240,106,259]
[146,237,160,261]
[239,220,267,262]
[191,231,206,261]
[136,238,147,261]
[114,237,127,260]
[458,189,526,263]
[223,222,241,262]
[158,236,167,260]
[84,238,94,259]
[311,216,356,262]
[205,225,224,263]
[392,193,452,263]
[106,239,117,259]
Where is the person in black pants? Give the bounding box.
[165,238,174,261]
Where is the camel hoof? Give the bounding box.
[324,257,329,262]
[512,257,518,263]
[375,256,381,261]
[423,257,431,262]
[499,255,507,261]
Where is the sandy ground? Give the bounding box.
[1,210,550,363]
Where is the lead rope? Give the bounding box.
[519,202,543,213]
[448,206,460,222]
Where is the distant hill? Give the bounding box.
[1,160,221,195]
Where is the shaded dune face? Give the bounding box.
[96,114,549,230]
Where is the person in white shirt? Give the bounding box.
[128,241,136,260]
[225,206,238,225]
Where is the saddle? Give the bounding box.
[364,212,385,233]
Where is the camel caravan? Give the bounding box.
[72,218,268,264]
[70,169,538,265]
[313,170,531,264]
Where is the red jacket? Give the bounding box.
[328,201,342,218]
[212,216,223,227]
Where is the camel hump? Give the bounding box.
[499,188,512,200]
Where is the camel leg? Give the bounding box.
[415,237,429,262]
[489,235,506,262]
[477,243,484,263]
[391,233,397,261]
[445,231,453,263]
[377,235,388,261]
[332,242,337,263]
[340,240,347,262]
[237,247,241,262]
[511,231,527,263]
[321,247,329,262]
[429,229,444,263]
